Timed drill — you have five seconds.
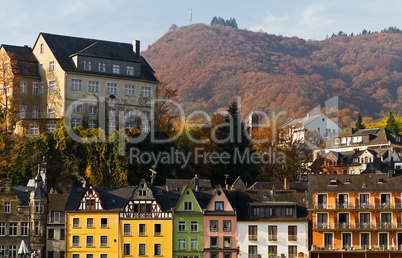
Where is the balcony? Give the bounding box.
[248,255,261,258]
[288,235,297,241]
[355,202,374,209]
[268,235,278,241]
[375,202,392,209]
[335,222,350,229]
[249,235,258,241]
[311,244,399,252]
[355,222,372,229]
[336,202,352,209]
[313,222,332,229]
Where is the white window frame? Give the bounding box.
[29,124,39,135]
[88,119,97,129]
[88,80,99,93]
[20,81,27,94]
[123,223,131,236]
[71,118,82,128]
[123,243,131,256]
[178,239,185,250]
[72,218,80,228]
[154,243,162,256]
[72,235,80,247]
[20,105,27,119]
[127,66,134,76]
[112,64,121,74]
[33,82,44,95]
[71,78,83,91]
[4,202,10,213]
[32,106,40,119]
[124,84,136,96]
[47,124,57,132]
[86,235,94,247]
[139,243,146,256]
[100,235,108,247]
[84,61,92,71]
[98,63,106,72]
[21,222,28,236]
[184,201,193,211]
[106,82,118,95]
[0,223,5,236]
[49,60,55,72]
[48,107,55,118]
[88,105,98,115]
[72,104,83,114]
[140,86,152,98]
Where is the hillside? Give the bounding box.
[143,24,402,126]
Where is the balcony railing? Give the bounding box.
[313,222,332,229]
[355,222,372,229]
[249,235,258,241]
[312,244,398,252]
[335,223,350,229]
[314,221,402,230]
[268,235,278,241]
[355,202,374,209]
[288,235,297,241]
[313,201,402,210]
[248,254,261,258]
[375,202,392,209]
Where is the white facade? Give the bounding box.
[237,221,309,258]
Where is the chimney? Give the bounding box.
[133,40,140,56]
[194,174,199,192]
[284,177,290,190]
[272,185,276,195]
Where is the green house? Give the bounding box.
[173,185,204,258]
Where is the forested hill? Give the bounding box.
[143,23,402,127]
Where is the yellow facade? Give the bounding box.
[66,212,120,257]
[120,219,173,258]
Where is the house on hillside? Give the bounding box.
[1,32,158,136]
[281,113,342,143]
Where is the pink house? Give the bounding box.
[203,186,237,258]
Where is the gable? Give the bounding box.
[205,187,234,212]
[77,186,103,211]
[175,185,202,212]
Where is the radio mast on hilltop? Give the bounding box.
[190,8,192,25]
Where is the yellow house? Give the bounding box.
[65,185,135,258]
[120,179,173,258]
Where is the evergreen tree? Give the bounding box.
[386,111,399,134]
[354,112,365,130]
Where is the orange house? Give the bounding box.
[309,174,402,258]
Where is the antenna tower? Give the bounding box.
[190,8,192,25]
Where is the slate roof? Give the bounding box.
[37,33,158,82]
[12,186,34,206]
[1,44,40,78]
[230,176,247,190]
[165,178,212,191]
[281,114,322,128]
[48,194,69,211]
[326,127,402,149]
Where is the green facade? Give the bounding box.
[173,186,204,258]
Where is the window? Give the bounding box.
[210,237,218,248]
[4,202,10,213]
[139,243,146,256]
[125,108,136,119]
[224,237,231,248]
[72,235,80,247]
[33,107,40,119]
[98,63,106,72]
[252,207,260,216]
[88,105,98,115]
[178,239,185,250]
[88,81,99,93]
[8,246,16,258]
[100,218,108,228]
[0,223,4,236]
[248,225,258,241]
[285,207,293,216]
[123,243,131,256]
[184,201,192,211]
[107,82,118,95]
[47,124,57,132]
[84,61,92,71]
[210,220,218,231]
[89,119,97,129]
[40,43,44,54]
[191,239,198,250]
[86,255,93,258]
[20,81,27,94]
[72,104,82,114]
[60,228,65,240]
[124,223,131,236]
[33,82,44,95]
[87,218,94,228]
[9,222,17,236]
[288,246,297,258]
[141,123,150,132]
[127,66,134,75]
[141,86,152,98]
[335,138,340,145]
[125,84,136,96]
[361,233,370,248]
[288,226,297,241]
[268,246,277,257]
[268,225,277,241]
[100,255,107,258]
[71,79,83,91]
[211,253,219,258]
[178,221,185,232]
[19,105,26,119]
[248,245,257,258]
[86,235,94,247]
[154,223,161,236]
[215,201,224,211]
[154,243,162,256]
[48,228,54,239]
[49,60,55,71]
[190,221,198,232]
[100,235,108,247]
[223,220,231,231]
[48,107,55,118]
[139,223,146,236]
[72,218,80,228]
[29,125,39,135]
[40,63,44,74]
[71,118,81,127]
[113,64,121,74]
[48,251,54,258]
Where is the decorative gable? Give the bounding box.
[78,185,103,210]
[206,186,234,212]
[174,185,202,212]
[120,179,171,219]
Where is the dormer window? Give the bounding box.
[215,202,224,211]
[98,62,106,72]
[345,178,350,184]
[341,138,347,144]
[113,64,121,74]
[84,61,92,71]
[139,190,146,196]
[184,201,192,211]
[335,138,340,145]
[127,66,134,76]
[328,179,338,186]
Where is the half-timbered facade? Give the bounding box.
[119,179,173,258]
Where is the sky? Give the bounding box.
[2,0,402,52]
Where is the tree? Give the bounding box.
[386,111,399,134]
[0,50,21,134]
[210,16,238,28]
[354,111,365,130]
